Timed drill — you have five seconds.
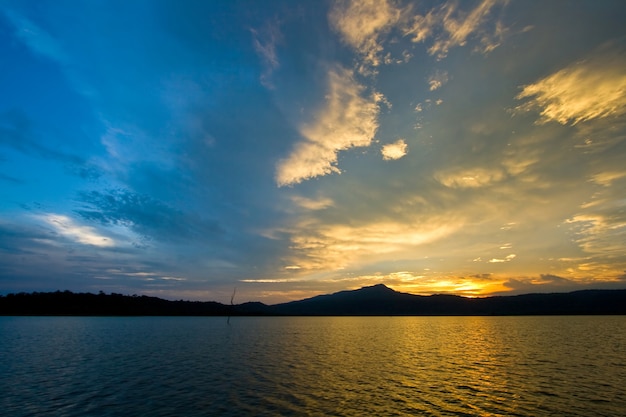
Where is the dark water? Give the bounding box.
[1,316,625,416]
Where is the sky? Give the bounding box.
[1,0,625,304]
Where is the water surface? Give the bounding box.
[1,316,624,416]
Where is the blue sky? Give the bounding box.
[1,0,625,303]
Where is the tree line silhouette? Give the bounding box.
[1,285,626,316]
[0,290,233,316]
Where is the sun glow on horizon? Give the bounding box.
[1,1,625,303]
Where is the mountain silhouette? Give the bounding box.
[270,284,436,315]
[268,284,626,315]
[2,284,626,315]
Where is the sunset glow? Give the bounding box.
[1,0,625,303]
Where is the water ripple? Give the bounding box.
[1,316,625,416]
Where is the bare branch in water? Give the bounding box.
[227,287,236,325]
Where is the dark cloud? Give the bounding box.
[501,274,582,294]
[0,110,82,164]
[0,172,24,184]
[0,222,44,255]
[75,189,222,243]
[0,221,78,293]
[67,163,103,181]
[0,110,103,180]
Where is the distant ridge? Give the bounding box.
[2,284,626,316]
[268,284,626,316]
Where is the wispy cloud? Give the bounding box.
[290,196,335,211]
[435,167,506,188]
[275,67,381,186]
[590,171,626,187]
[282,216,461,272]
[331,0,507,71]
[99,123,176,170]
[3,10,69,65]
[488,254,516,263]
[406,0,506,59]
[404,7,438,44]
[40,214,115,247]
[251,20,282,89]
[329,0,403,71]
[431,0,504,58]
[516,42,626,125]
[567,212,626,257]
[381,139,408,160]
[104,268,187,283]
[2,8,93,97]
[563,162,626,278]
[428,70,449,91]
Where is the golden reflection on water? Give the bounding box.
[3,316,625,416]
[252,316,625,416]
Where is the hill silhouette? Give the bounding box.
[1,284,625,316]
[269,284,626,315]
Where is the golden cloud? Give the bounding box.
[283,217,461,272]
[381,139,408,160]
[435,167,506,188]
[516,43,626,125]
[329,0,402,68]
[406,0,505,58]
[290,195,335,211]
[275,67,381,186]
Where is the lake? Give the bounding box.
[1,316,625,416]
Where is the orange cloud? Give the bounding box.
[516,42,626,125]
[275,67,381,186]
